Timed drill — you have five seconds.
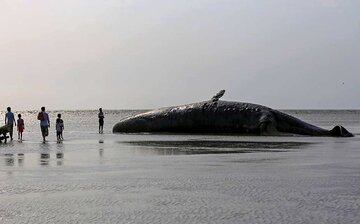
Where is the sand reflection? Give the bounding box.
[120,140,313,155]
[4,154,14,166]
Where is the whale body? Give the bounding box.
[113,100,353,137]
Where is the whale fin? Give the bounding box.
[330,125,354,137]
[211,90,225,102]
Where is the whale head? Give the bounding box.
[113,117,150,133]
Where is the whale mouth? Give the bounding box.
[113,118,149,133]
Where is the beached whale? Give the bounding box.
[113,91,353,137]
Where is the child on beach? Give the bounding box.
[56,114,64,142]
[17,114,24,141]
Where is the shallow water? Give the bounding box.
[0,110,360,223]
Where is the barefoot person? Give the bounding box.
[98,108,104,134]
[5,107,16,141]
[38,107,50,142]
[17,114,24,141]
[56,113,64,142]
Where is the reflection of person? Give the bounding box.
[56,113,64,141]
[38,107,50,142]
[17,114,24,141]
[98,108,104,134]
[5,107,16,141]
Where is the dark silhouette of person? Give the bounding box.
[98,108,104,134]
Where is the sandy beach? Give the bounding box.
[0,110,359,223]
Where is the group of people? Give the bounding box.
[4,107,105,143]
[36,106,64,142]
[4,107,24,141]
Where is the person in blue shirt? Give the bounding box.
[5,107,16,141]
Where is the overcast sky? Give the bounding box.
[1,0,359,110]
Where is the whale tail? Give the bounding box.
[330,125,354,137]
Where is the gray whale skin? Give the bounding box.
[113,94,353,137]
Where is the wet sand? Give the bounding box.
[1,133,360,223]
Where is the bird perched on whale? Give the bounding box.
[113,90,353,137]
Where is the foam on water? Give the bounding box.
[0,110,360,223]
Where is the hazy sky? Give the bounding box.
[1,0,359,110]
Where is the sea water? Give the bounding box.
[0,110,359,223]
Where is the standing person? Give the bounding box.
[56,113,64,142]
[17,114,24,141]
[37,107,50,142]
[98,108,104,134]
[60,116,64,140]
[5,107,16,141]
